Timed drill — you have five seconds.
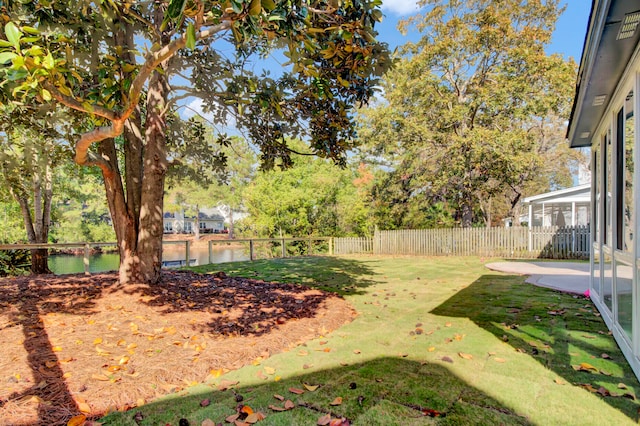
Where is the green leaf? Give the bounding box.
[186,23,196,50]
[0,52,17,64]
[43,52,54,70]
[4,22,22,49]
[21,26,40,35]
[261,0,276,11]
[249,0,262,16]
[166,0,186,19]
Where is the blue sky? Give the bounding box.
[378,0,591,61]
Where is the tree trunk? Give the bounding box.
[193,205,200,241]
[227,208,235,239]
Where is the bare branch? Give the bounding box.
[42,82,117,121]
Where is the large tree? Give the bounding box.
[0,0,390,283]
[358,0,581,228]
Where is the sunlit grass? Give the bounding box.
[101,256,640,425]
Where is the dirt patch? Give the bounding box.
[0,271,354,425]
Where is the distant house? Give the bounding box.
[567,0,640,380]
[522,184,591,227]
[163,209,225,234]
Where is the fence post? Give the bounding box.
[185,240,191,267]
[308,238,312,255]
[281,238,286,257]
[208,240,213,265]
[329,238,333,255]
[249,239,254,261]
[83,243,90,275]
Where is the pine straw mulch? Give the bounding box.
[0,270,355,426]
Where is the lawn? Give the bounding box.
[99,255,640,426]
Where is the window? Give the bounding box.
[605,130,612,246]
[594,141,600,243]
[615,91,635,252]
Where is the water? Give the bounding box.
[48,246,249,275]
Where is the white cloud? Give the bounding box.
[381,0,421,16]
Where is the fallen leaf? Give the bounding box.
[217,380,239,391]
[298,350,309,356]
[353,349,361,354]
[273,394,285,401]
[225,414,240,423]
[93,338,103,345]
[555,378,566,385]
[458,352,473,360]
[494,358,506,363]
[441,356,453,363]
[269,404,286,412]
[597,387,611,397]
[445,322,452,327]
[264,367,275,375]
[618,383,628,390]
[91,374,110,381]
[289,387,305,395]
[209,368,223,378]
[284,400,295,409]
[318,414,332,425]
[201,420,217,426]
[428,347,435,352]
[240,405,254,415]
[303,364,313,369]
[304,383,319,392]
[601,353,612,359]
[578,362,599,373]
[52,346,62,352]
[245,412,265,423]
[78,402,91,413]
[330,397,343,406]
[67,414,86,426]
[200,398,210,407]
[63,372,72,379]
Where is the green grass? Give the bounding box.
[101,256,640,425]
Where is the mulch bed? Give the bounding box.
[0,270,355,426]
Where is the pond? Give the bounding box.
[47,245,249,275]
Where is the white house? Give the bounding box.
[522,184,591,227]
[163,209,225,234]
[567,0,640,379]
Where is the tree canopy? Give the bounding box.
[357,0,584,228]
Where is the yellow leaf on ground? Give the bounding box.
[555,378,566,385]
[330,396,343,406]
[78,402,91,413]
[66,414,86,426]
[93,338,103,345]
[264,366,275,375]
[303,383,319,391]
[209,368,223,378]
[428,347,435,352]
[458,352,473,360]
[62,372,72,379]
[52,346,63,352]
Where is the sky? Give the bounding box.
[378,0,591,61]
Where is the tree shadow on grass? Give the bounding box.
[100,357,533,425]
[430,274,640,422]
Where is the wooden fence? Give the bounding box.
[333,226,590,259]
[333,237,374,255]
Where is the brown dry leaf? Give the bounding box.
[298,350,309,356]
[304,383,319,392]
[226,413,240,423]
[353,349,361,354]
[441,356,453,363]
[201,420,217,426]
[445,322,452,327]
[322,348,332,353]
[245,412,266,423]
[330,396,343,406]
[284,400,295,410]
[66,414,86,426]
[200,398,210,407]
[582,334,596,339]
[273,394,285,401]
[289,387,305,395]
[601,353,612,359]
[597,387,611,397]
[555,378,566,385]
[318,414,332,425]
[91,373,110,381]
[303,363,313,369]
[618,383,628,389]
[494,358,506,363]
[454,334,464,341]
[269,404,286,412]
[458,352,473,360]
